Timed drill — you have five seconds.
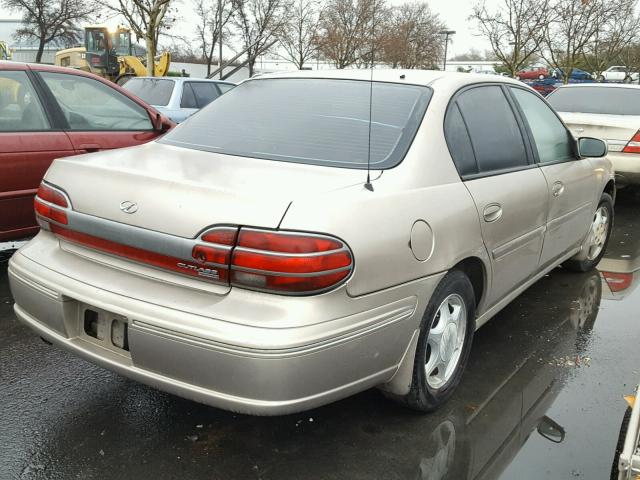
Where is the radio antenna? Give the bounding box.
[364,0,375,192]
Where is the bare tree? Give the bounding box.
[231,0,289,77]
[380,2,444,69]
[471,0,549,78]
[104,0,174,75]
[316,0,386,69]
[581,0,640,80]
[539,0,614,84]
[277,0,321,69]
[620,43,640,84]
[194,0,235,76]
[2,0,94,63]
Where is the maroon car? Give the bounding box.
[515,66,549,81]
[0,61,174,243]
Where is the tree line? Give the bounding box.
[472,0,640,83]
[2,0,447,76]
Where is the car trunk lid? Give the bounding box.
[559,112,640,152]
[41,141,369,294]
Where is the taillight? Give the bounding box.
[622,130,640,153]
[37,185,352,294]
[91,56,101,66]
[34,182,69,225]
[230,229,352,294]
[602,271,633,293]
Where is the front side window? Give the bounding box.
[0,71,49,132]
[162,78,432,169]
[510,88,574,164]
[123,78,175,107]
[547,86,640,115]
[454,86,528,175]
[39,72,152,131]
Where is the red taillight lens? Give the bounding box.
[602,271,633,293]
[91,57,101,65]
[34,198,68,225]
[623,130,640,154]
[230,229,352,294]
[37,183,68,208]
[34,182,69,225]
[237,230,342,253]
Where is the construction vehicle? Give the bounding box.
[55,25,170,84]
[0,41,11,61]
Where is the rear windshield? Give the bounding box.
[159,78,432,169]
[547,87,640,115]
[123,78,175,106]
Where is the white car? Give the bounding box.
[547,84,640,186]
[597,66,639,83]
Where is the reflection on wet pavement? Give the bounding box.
[2,194,640,480]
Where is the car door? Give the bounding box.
[508,86,598,267]
[445,85,549,307]
[0,68,75,242]
[35,71,157,154]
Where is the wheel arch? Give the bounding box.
[451,256,487,310]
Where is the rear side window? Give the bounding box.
[0,71,49,131]
[444,103,476,176]
[123,78,175,106]
[190,82,220,108]
[451,85,528,175]
[547,87,640,115]
[161,78,432,169]
[217,83,234,94]
[510,87,574,164]
[39,72,152,131]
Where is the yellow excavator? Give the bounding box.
[0,41,11,61]
[55,26,171,84]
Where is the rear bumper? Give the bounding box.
[8,245,441,415]
[608,152,640,186]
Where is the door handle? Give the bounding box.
[78,143,101,153]
[574,128,585,134]
[483,203,503,223]
[552,181,565,197]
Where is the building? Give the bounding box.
[0,19,72,64]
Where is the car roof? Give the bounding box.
[248,68,523,89]
[555,83,640,90]
[129,76,235,85]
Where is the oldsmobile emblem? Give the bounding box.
[119,201,138,214]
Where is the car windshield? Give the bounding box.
[548,87,640,115]
[159,78,432,169]
[123,78,175,106]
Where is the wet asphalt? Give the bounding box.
[2,193,640,480]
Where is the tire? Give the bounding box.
[624,75,632,84]
[564,192,614,272]
[597,75,605,82]
[397,270,476,412]
[610,406,632,479]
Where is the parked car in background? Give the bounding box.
[516,66,549,80]
[122,77,235,123]
[597,66,639,83]
[0,61,173,244]
[548,84,640,186]
[551,68,593,81]
[9,70,614,415]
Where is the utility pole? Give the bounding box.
[439,30,456,71]
[218,0,223,79]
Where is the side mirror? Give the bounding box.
[578,137,607,158]
[537,416,565,443]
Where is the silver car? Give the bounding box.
[547,84,640,186]
[122,76,235,123]
[8,70,615,415]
